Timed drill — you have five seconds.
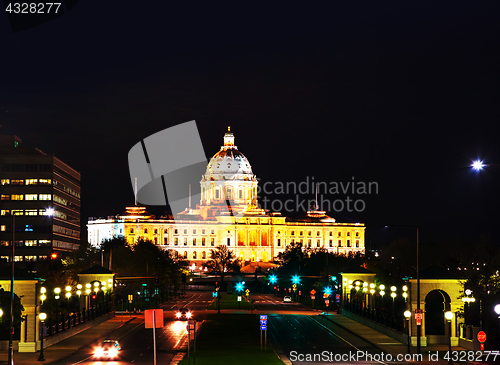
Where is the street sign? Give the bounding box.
[260,315,267,320]
[415,314,422,325]
[238,296,242,301]
[310,289,316,295]
[477,331,486,343]
[325,299,329,306]
[260,325,267,330]
[336,294,340,303]
[144,309,164,328]
[311,295,315,300]
[212,291,218,297]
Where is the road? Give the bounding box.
[50,291,213,365]
[252,293,318,314]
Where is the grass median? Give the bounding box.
[207,293,255,310]
[178,314,283,365]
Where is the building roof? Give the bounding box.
[79,265,114,275]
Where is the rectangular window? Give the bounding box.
[1,210,10,216]
[338,239,342,247]
[174,238,179,246]
[25,194,38,201]
[202,238,206,246]
[184,229,187,235]
[211,230,215,235]
[174,229,178,234]
[39,179,51,185]
[211,238,215,246]
[39,194,51,200]
[193,238,196,246]
[183,238,187,246]
[25,240,37,246]
[0,225,5,231]
[25,256,37,261]
[193,229,196,234]
[227,237,230,246]
[202,229,206,234]
[291,231,295,236]
[329,240,333,247]
[1,179,9,185]
[277,238,281,247]
[0,241,9,246]
[25,210,38,216]
[238,190,243,199]
[347,240,350,247]
[215,190,220,199]
[11,194,24,200]
[356,240,359,247]
[25,179,38,185]
[38,240,51,246]
[317,240,320,247]
[14,256,23,262]
[1,195,9,200]
[154,229,158,234]
[25,225,34,232]
[164,238,168,245]
[11,179,24,185]
[12,210,23,215]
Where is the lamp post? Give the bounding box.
[38,313,47,361]
[386,225,420,353]
[494,304,500,348]
[445,311,453,365]
[54,287,61,331]
[404,310,411,354]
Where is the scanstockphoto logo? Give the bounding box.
[257,176,378,213]
[127,121,246,227]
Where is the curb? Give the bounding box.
[44,316,137,365]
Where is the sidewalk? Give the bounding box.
[319,313,475,364]
[0,315,138,365]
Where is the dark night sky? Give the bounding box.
[1,1,499,247]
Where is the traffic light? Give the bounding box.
[51,253,57,259]
[323,286,332,297]
[269,275,277,284]
[292,275,300,284]
[155,274,159,283]
[91,294,97,300]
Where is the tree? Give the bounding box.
[205,245,240,291]
[0,288,24,340]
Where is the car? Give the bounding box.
[283,296,292,303]
[93,339,121,360]
[175,307,192,320]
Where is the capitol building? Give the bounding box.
[87,128,365,263]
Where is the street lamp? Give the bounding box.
[386,225,420,354]
[445,311,453,365]
[404,310,411,354]
[38,313,47,361]
[471,160,485,171]
[494,305,500,343]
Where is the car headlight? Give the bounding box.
[186,312,192,318]
[176,312,182,318]
[94,347,104,357]
[109,347,118,358]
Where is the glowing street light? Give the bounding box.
[404,310,411,354]
[323,287,332,297]
[445,311,454,365]
[236,282,244,292]
[269,275,277,284]
[292,275,300,284]
[38,312,47,361]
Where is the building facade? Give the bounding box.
[88,129,365,263]
[0,134,81,262]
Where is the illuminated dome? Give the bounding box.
[204,127,254,180]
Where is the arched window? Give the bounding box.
[202,251,206,259]
[183,251,187,259]
[193,251,197,259]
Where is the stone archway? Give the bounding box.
[425,289,451,335]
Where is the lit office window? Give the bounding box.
[25,179,38,185]
[12,210,23,215]
[11,180,24,185]
[25,225,34,232]
[1,179,9,185]
[0,210,10,215]
[14,256,23,262]
[25,194,38,200]
[0,225,5,231]
[25,240,37,246]
[38,240,51,246]
[39,179,51,185]
[1,195,9,200]
[25,256,37,261]
[0,241,8,246]
[25,210,38,216]
[39,194,51,200]
[11,194,24,200]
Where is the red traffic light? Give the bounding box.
[51,253,57,259]
[91,294,97,300]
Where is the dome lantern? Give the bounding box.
[223,126,235,147]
